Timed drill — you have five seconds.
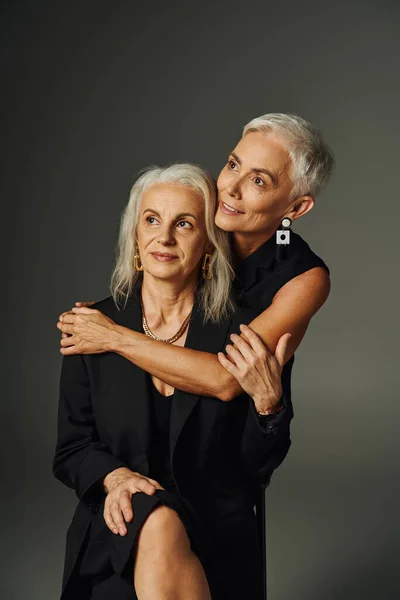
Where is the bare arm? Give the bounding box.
[110,331,230,398]
[105,266,330,401]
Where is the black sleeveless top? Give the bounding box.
[233,230,330,311]
[232,230,330,425]
[147,373,178,492]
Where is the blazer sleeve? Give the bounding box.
[240,391,293,488]
[227,307,294,488]
[52,354,127,506]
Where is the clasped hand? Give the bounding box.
[57,302,116,355]
[218,324,290,412]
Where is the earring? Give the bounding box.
[202,253,213,279]
[134,245,144,271]
[276,217,292,262]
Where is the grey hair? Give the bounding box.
[242,113,335,200]
[110,163,236,323]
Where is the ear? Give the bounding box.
[287,195,315,221]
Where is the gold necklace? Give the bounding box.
[140,295,192,344]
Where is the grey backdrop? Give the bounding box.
[2,1,399,599]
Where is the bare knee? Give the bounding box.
[137,504,191,554]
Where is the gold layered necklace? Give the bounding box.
[140,295,192,344]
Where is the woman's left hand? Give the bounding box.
[218,324,291,413]
[57,307,117,355]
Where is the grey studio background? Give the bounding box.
[1,1,399,599]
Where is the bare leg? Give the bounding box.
[133,504,212,600]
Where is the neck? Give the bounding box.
[140,273,197,327]
[232,229,276,261]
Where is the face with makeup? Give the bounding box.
[215,131,314,239]
[136,182,213,285]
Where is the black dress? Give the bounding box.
[67,231,330,600]
[146,376,177,493]
[74,374,208,600]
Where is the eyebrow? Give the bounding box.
[143,209,198,221]
[230,152,278,187]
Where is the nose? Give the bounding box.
[157,222,176,246]
[225,176,242,199]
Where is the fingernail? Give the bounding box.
[120,527,126,535]
[112,528,118,534]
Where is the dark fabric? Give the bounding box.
[54,231,329,599]
[54,289,286,599]
[75,489,208,600]
[202,508,264,599]
[147,375,178,493]
[232,230,330,485]
[233,230,330,310]
[74,492,263,600]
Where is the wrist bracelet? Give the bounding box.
[256,401,284,417]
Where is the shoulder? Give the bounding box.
[239,231,330,313]
[89,295,115,312]
[273,232,331,306]
[234,234,331,359]
[89,295,127,320]
[273,263,331,313]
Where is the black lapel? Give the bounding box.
[111,284,151,471]
[110,284,233,472]
[170,297,233,464]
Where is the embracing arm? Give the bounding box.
[104,266,330,401]
[52,354,127,506]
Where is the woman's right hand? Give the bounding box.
[102,467,165,536]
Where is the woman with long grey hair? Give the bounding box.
[53,162,290,599]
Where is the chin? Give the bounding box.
[215,208,240,232]
[147,267,180,279]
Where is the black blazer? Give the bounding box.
[53,284,292,593]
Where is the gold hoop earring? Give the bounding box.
[134,245,144,271]
[202,253,213,280]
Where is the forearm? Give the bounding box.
[107,324,244,401]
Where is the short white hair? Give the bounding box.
[243,113,335,200]
[110,163,236,323]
